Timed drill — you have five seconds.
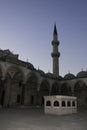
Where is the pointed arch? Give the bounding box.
[60,82,72,96]
[51,82,60,95]
[39,79,50,95]
[24,72,38,106]
[26,72,38,90]
[5,65,24,80]
[74,80,87,107]
[3,65,24,107]
[39,79,50,106]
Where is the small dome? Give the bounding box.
[38,69,45,75]
[64,73,76,80]
[27,62,34,69]
[58,75,63,80]
[77,71,87,78]
[46,72,54,78]
[45,73,63,80]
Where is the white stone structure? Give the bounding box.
[44,96,77,115]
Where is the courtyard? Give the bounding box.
[0,107,87,130]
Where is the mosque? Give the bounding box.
[0,25,87,108]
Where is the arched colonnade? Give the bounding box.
[0,65,87,107]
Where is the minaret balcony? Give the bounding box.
[52,40,59,46]
[51,52,60,57]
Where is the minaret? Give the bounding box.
[51,24,60,76]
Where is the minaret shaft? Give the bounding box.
[51,24,60,76]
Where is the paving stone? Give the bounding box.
[0,108,87,130]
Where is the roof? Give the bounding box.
[53,24,57,35]
[64,73,76,80]
[77,71,87,78]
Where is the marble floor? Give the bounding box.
[0,107,87,130]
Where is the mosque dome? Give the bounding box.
[45,73,63,80]
[27,62,34,69]
[46,72,54,78]
[64,73,76,80]
[38,69,45,76]
[77,71,87,78]
[58,75,63,80]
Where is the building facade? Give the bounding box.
[0,25,87,108]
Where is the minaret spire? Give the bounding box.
[53,23,58,42]
[53,23,57,35]
[51,24,60,76]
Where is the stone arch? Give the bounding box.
[24,72,38,106]
[54,100,59,107]
[74,80,87,107]
[51,82,60,95]
[60,82,72,96]
[46,100,51,106]
[3,66,24,107]
[39,79,50,106]
[5,66,24,79]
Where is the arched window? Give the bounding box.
[72,101,75,107]
[54,101,59,107]
[67,101,71,107]
[62,101,66,107]
[46,101,51,106]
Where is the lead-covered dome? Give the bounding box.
[37,69,45,76]
[45,73,63,80]
[77,71,87,78]
[57,75,63,80]
[46,72,54,78]
[64,73,76,80]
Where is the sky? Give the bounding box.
[0,0,87,77]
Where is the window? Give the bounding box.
[62,101,66,107]
[19,81,22,87]
[54,101,59,107]
[72,101,75,107]
[67,101,71,107]
[17,95,20,103]
[46,101,51,106]
[30,96,34,105]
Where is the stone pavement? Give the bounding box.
[0,107,87,130]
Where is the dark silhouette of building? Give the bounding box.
[0,25,87,108]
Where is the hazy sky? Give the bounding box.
[0,0,87,77]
